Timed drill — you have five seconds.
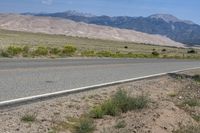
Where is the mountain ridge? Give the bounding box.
[28,11,200,46]
[0,13,185,47]
[148,14,194,24]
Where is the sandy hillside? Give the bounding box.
[0,14,185,47]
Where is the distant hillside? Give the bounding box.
[29,11,200,46]
[0,14,185,47]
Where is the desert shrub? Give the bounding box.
[124,46,128,49]
[101,100,119,116]
[115,89,148,112]
[187,49,196,54]
[22,46,30,53]
[21,114,36,122]
[81,50,96,57]
[152,51,160,56]
[127,95,149,110]
[112,89,130,113]
[192,75,200,82]
[96,51,112,57]
[90,90,149,118]
[34,46,48,56]
[192,114,200,122]
[115,120,126,129]
[22,46,30,57]
[127,53,149,58]
[168,93,177,97]
[162,49,167,52]
[90,106,104,119]
[75,117,95,133]
[50,116,95,133]
[183,98,200,107]
[162,55,168,58]
[0,50,10,57]
[62,45,77,56]
[49,47,61,55]
[112,52,127,58]
[6,46,23,56]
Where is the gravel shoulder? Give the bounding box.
[1,69,200,133]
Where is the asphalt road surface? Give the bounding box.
[0,58,200,102]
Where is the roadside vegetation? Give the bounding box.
[21,114,37,123]
[0,44,200,59]
[0,29,200,59]
[182,98,200,107]
[114,120,127,129]
[168,73,200,133]
[90,89,148,118]
[0,45,77,58]
[51,89,149,133]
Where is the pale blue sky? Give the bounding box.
[0,0,199,24]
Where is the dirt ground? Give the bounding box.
[0,69,200,133]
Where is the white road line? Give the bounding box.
[0,66,200,107]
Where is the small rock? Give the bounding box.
[143,112,147,115]
[132,129,137,133]
[163,126,168,130]
[178,96,183,99]
[171,107,177,111]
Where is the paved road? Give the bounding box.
[0,58,200,102]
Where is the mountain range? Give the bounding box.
[0,13,184,47]
[26,11,200,46]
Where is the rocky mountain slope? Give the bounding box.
[0,14,185,47]
[31,11,200,46]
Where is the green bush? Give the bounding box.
[192,114,200,122]
[113,89,148,112]
[187,49,196,54]
[183,99,200,107]
[97,51,112,57]
[75,117,95,133]
[6,46,23,56]
[192,75,200,82]
[127,95,149,110]
[21,114,36,122]
[62,45,77,56]
[101,100,119,116]
[115,120,126,129]
[112,89,130,113]
[90,90,149,118]
[113,52,136,58]
[81,50,96,57]
[34,46,48,56]
[124,46,128,49]
[49,47,61,55]
[22,46,30,57]
[152,51,160,56]
[0,50,10,57]
[22,46,30,53]
[90,106,104,119]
